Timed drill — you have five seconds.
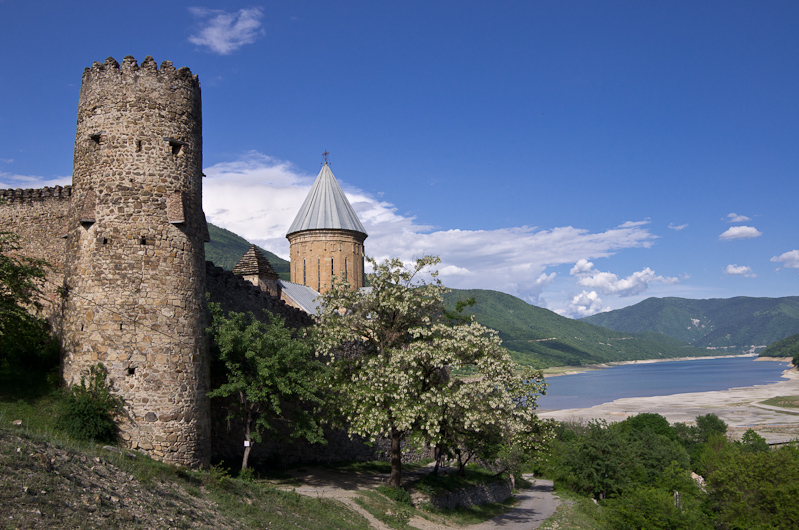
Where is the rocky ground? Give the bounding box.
[0,430,241,529]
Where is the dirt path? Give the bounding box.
[279,468,559,530]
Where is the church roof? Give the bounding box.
[278,280,322,316]
[287,163,367,237]
[232,245,278,279]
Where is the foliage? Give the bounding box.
[617,412,677,440]
[206,303,326,469]
[759,332,799,358]
[376,485,412,505]
[547,416,689,500]
[601,486,713,530]
[444,288,710,368]
[55,364,124,443]
[0,231,53,369]
[316,257,550,487]
[738,428,769,453]
[702,438,799,529]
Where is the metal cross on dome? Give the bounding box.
[322,150,330,165]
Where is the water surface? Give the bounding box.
[537,356,790,410]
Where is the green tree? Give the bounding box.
[315,256,548,487]
[703,439,799,529]
[738,428,769,453]
[0,231,51,368]
[206,303,326,470]
[602,486,713,530]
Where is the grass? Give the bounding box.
[536,487,602,530]
[413,463,502,495]
[760,395,799,409]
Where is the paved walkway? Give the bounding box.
[279,468,559,530]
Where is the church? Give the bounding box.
[232,158,368,315]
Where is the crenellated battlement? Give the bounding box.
[83,55,200,87]
[0,185,72,202]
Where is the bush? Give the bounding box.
[377,484,412,505]
[56,364,124,443]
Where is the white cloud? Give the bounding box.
[771,250,799,270]
[719,226,762,240]
[202,151,659,308]
[668,222,688,231]
[619,219,650,228]
[0,172,71,189]
[565,290,608,318]
[724,264,756,277]
[569,259,679,297]
[188,7,264,55]
[726,213,751,223]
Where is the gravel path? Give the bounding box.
[281,468,559,530]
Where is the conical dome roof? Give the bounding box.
[287,163,367,237]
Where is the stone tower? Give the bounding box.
[286,162,367,293]
[61,56,210,466]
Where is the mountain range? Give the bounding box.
[205,224,798,367]
[583,296,799,354]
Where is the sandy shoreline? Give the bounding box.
[538,357,799,444]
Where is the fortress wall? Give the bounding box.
[205,262,312,327]
[0,186,72,328]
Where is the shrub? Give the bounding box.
[377,484,412,505]
[56,364,124,443]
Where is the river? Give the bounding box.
[537,355,791,410]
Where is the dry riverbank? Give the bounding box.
[539,359,799,444]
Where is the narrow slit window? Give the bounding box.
[135,140,142,152]
[303,259,306,286]
[345,258,348,281]
[140,236,147,245]
[317,259,321,291]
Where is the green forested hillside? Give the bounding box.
[445,289,709,368]
[583,296,799,353]
[205,223,290,279]
[759,333,799,358]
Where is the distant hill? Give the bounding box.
[445,289,710,368]
[583,296,799,354]
[759,333,799,358]
[205,223,290,280]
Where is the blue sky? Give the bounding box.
[2,1,797,317]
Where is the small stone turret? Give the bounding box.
[61,56,210,466]
[232,245,280,297]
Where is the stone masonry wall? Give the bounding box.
[60,56,210,466]
[0,186,72,331]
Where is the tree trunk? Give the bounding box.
[388,428,402,487]
[242,403,253,470]
[433,446,441,475]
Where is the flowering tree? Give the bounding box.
[315,256,549,486]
